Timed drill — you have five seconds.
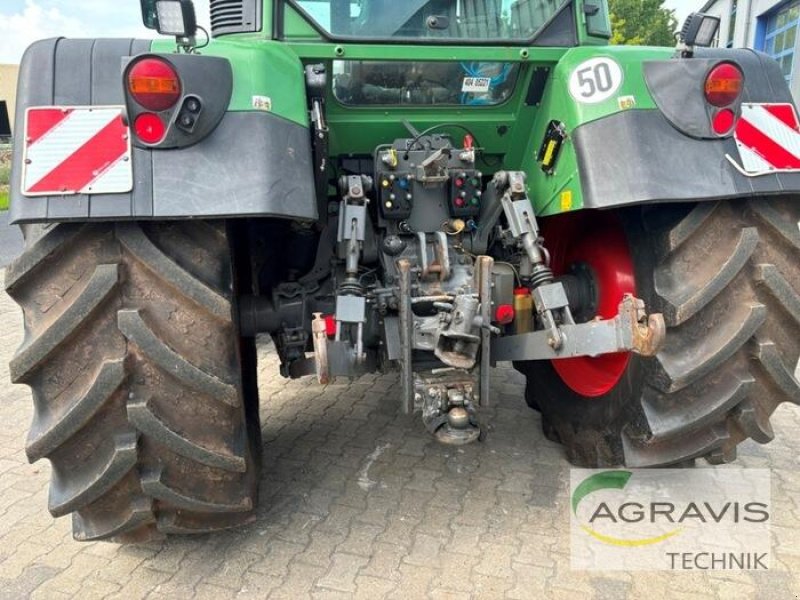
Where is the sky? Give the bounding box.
[664,0,700,31]
[0,0,700,65]
[0,0,210,64]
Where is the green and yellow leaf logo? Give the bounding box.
[572,470,682,547]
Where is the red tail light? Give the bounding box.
[704,63,743,107]
[128,58,181,111]
[712,108,736,135]
[134,112,166,144]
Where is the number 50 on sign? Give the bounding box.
[568,57,623,104]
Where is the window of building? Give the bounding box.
[763,1,800,81]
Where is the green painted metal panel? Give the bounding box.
[522,45,675,216]
[150,38,310,126]
[149,3,680,217]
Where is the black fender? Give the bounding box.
[9,38,317,224]
[573,49,800,209]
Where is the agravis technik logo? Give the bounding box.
[572,470,682,547]
[570,469,771,570]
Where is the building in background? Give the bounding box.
[0,64,19,139]
[700,0,800,100]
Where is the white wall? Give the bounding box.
[703,0,733,46]
[701,0,782,47]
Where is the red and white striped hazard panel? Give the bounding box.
[734,103,800,175]
[22,106,132,196]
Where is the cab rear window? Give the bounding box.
[333,61,520,106]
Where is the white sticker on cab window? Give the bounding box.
[568,57,623,104]
[462,77,492,93]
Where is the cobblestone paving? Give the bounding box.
[0,278,799,599]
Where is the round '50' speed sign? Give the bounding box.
[568,57,623,104]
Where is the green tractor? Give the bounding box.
[6,0,800,542]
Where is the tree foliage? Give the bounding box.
[609,0,679,47]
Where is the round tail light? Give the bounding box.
[704,63,743,107]
[134,112,167,144]
[128,58,181,112]
[712,108,737,135]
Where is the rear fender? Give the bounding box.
[527,46,800,216]
[9,38,317,224]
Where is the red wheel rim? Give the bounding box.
[541,212,635,398]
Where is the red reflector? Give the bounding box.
[128,58,182,112]
[704,63,743,107]
[495,304,515,325]
[134,113,166,144]
[712,108,736,135]
[323,315,337,337]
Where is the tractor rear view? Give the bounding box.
[5,0,800,541]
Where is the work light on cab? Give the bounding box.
[705,63,744,107]
[154,0,197,37]
[127,58,182,112]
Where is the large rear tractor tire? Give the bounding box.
[518,199,800,467]
[5,221,261,541]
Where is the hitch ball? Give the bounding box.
[447,407,470,430]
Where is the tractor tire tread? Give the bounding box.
[7,222,260,541]
[529,198,800,467]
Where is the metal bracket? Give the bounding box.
[491,294,665,362]
[477,255,493,407]
[398,258,415,415]
[417,231,451,281]
[311,313,330,384]
[417,147,451,184]
[497,171,553,287]
[337,201,367,243]
[531,282,575,350]
[502,196,540,240]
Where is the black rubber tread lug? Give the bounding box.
[26,360,126,463]
[118,309,239,407]
[127,396,246,472]
[732,399,775,444]
[752,339,800,404]
[641,373,754,440]
[157,510,256,535]
[655,227,758,326]
[10,264,119,383]
[652,302,766,393]
[72,496,156,542]
[755,263,800,325]
[140,467,252,513]
[117,223,231,320]
[705,445,737,465]
[622,423,730,467]
[4,224,86,292]
[49,431,138,517]
[655,202,719,258]
[750,202,800,251]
